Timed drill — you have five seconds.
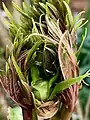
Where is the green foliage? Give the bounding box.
[8,107,23,120]
[1,0,90,119]
[12,54,26,82]
[49,72,90,100]
[2,0,89,101]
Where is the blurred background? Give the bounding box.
[0,0,90,120]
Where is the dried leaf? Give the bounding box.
[35,99,59,119]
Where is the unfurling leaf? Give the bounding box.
[12,54,26,82]
[49,72,90,100]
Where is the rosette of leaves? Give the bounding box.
[0,0,89,120]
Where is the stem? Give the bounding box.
[22,108,32,120]
[59,104,72,120]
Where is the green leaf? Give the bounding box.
[31,65,40,83]
[12,2,30,18]
[24,40,43,69]
[46,2,58,18]
[13,28,21,44]
[32,18,39,33]
[79,20,89,29]
[3,3,17,25]
[49,73,90,100]
[39,2,46,11]
[32,80,49,101]
[46,3,56,20]
[74,18,85,30]
[77,27,88,57]
[65,0,70,4]
[31,18,42,42]
[63,1,74,29]
[24,33,57,44]
[74,11,85,23]
[8,107,23,120]
[6,62,9,75]
[11,54,26,82]
[49,73,58,88]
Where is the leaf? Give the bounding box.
[79,20,89,29]
[19,80,32,105]
[12,2,30,18]
[77,27,88,57]
[46,3,56,20]
[39,14,46,34]
[31,65,40,83]
[65,0,70,4]
[6,62,9,74]
[58,31,78,80]
[11,54,26,82]
[74,18,85,30]
[63,1,74,29]
[74,11,85,23]
[49,74,58,88]
[49,73,90,100]
[24,40,43,69]
[43,46,57,76]
[13,28,21,44]
[22,2,39,21]
[46,2,58,18]
[31,18,42,42]
[8,107,23,120]
[25,33,58,44]
[32,80,49,101]
[35,99,59,119]
[39,2,46,11]
[3,3,17,25]
[45,15,62,43]
[32,18,39,33]
[0,62,27,108]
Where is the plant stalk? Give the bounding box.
[22,108,32,120]
[59,104,72,120]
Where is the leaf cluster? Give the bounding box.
[1,0,89,110]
